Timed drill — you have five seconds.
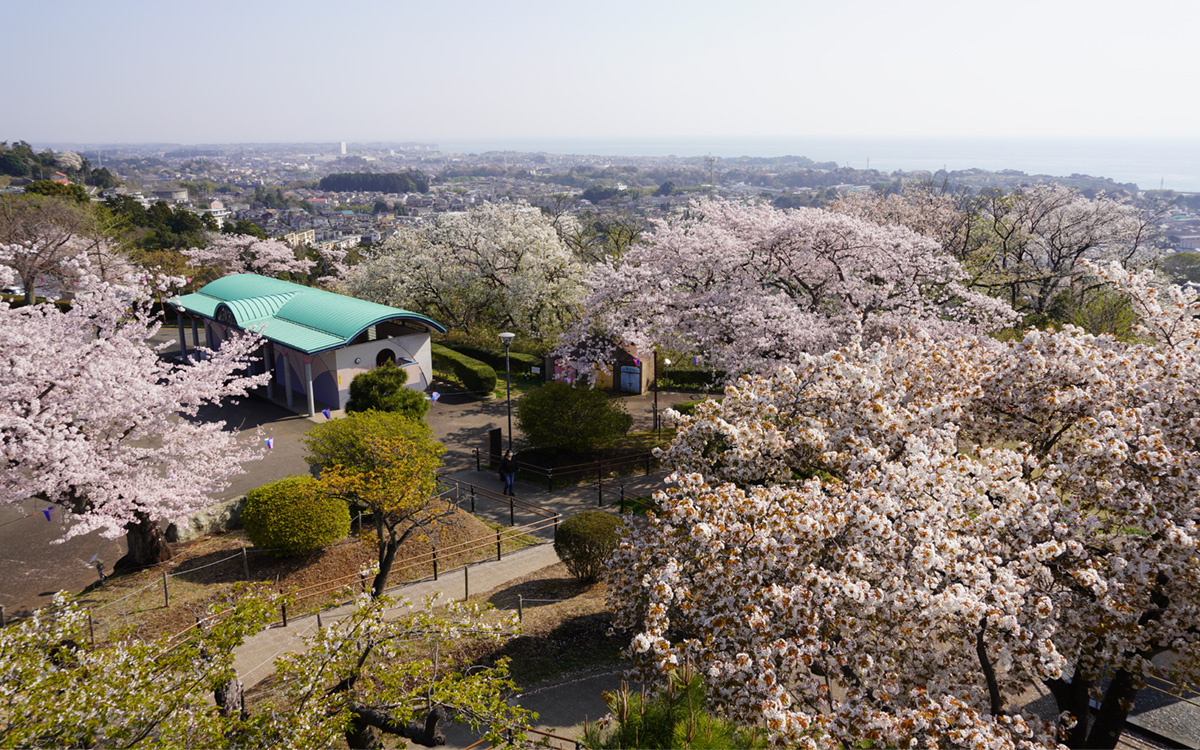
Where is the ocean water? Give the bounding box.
[435,136,1200,193]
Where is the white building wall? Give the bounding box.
[332,333,432,409]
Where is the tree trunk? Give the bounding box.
[1046,671,1092,748]
[372,537,400,598]
[345,716,384,750]
[349,706,446,747]
[214,676,246,720]
[115,513,171,571]
[1085,669,1138,750]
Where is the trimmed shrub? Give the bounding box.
[431,344,497,395]
[443,342,541,375]
[242,476,350,557]
[554,510,622,582]
[671,397,723,417]
[517,382,632,454]
[346,361,429,420]
[658,364,727,391]
[1,293,72,313]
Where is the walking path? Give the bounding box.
[224,384,689,746]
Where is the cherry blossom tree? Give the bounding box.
[0,193,133,303]
[0,588,530,749]
[0,270,268,568]
[831,182,967,252]
[343,202,586,339]
[978,185,1156,305]
[563,199,1014,379]
[608,263,1200,749]
[182,233,314,283]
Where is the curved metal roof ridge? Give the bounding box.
[170,273,446,354]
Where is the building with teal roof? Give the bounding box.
[170,274,445,417]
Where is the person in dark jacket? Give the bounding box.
[499,449,517,496]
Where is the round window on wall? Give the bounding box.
[376,349,396,367]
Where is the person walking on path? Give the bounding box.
[499,449,517,496]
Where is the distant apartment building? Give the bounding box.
[280,229,316,248]
[1178,235,1200,252]
[152,186,189,203]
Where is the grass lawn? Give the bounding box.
[470,562,630,688]
[431,368,545,402]
[490,372,544,401]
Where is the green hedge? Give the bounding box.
[672,397,723,417]
[659,364,727,391]
[2,293,72,313]
[442,342,541,374]
[431,343,497,395]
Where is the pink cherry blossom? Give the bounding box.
[0,267,269,563]
[609,263,1200,749]
[560,199,1016,379]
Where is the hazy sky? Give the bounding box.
[5,0,1198,144]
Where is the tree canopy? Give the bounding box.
[0,266,267,568]
[344,202,586,339]
[303,411,447,597]
[609,263,1200,749]
[562,199,1015,380]
[318,171,430,194]
[0,590,530,749]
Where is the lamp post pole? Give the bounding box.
[656,356,671,440]
[654,350,659,439]
[499,332,516,450]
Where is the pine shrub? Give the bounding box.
[242,476,350,557]
[346,361,429,420]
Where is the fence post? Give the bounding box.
[88,613,94,646]
[162,570,170,608]
[509,496,514,526]
[496,530,502,561]
[470,486,476,513]
[433,548,439,581]
[646,454,652,475]
[475,447,480,472]
[0,605,5,628]
[317,612,323,631]
[281,602,288,627]
[517,595,523,622]
[554,514,559,534]
[463,564,469,601]
[547,468,553,493]
[241,545,250,579]
[455,482,461,502]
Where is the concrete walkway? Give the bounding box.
[232,542,563,689]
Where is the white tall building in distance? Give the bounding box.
[340,141,347,155]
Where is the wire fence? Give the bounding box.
[0,482,562,643]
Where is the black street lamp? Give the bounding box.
[499,332,515,449]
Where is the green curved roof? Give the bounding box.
[170,274,445,354]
